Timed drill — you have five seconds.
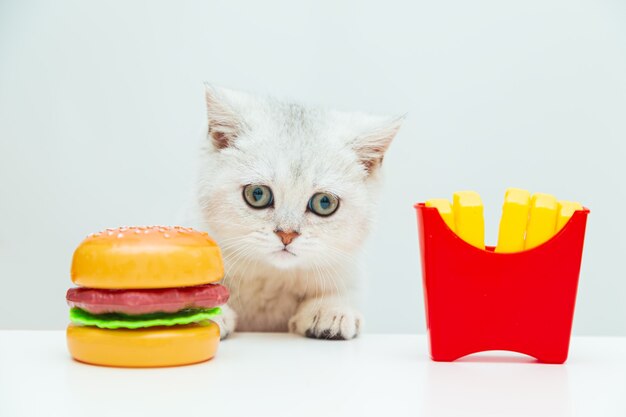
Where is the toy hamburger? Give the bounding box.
[66,226,228,367]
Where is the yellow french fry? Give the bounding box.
[425,199,455,232]
[556,200,583,232]
[452,191,484,249]
[525,193,558,249]
[496,188,531,253]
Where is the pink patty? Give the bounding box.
[66,283,229,315]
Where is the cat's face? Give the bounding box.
[198,87,402,270]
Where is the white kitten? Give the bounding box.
[187,86,402,340]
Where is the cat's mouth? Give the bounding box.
[268,247,300,268]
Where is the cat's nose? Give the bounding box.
[274,229,300,246]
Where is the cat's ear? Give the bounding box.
[204,84,243,150]
[352,115,405,174]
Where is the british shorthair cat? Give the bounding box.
[187,86,403,340]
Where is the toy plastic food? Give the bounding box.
[425,199,455,231]
[495,188,531,253]
[66,226,228,367]
[452,191,485,249]
[556,201,583,232]
[415,190,589,364]
[525,193,559,249]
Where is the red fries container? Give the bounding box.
[415,203,589,364]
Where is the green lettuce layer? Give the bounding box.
[69,307,222,329]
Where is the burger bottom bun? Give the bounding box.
[66,321,220,367]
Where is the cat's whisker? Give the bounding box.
[219,235,263,250]
[325,244,360,267]
[218,231,253,239]
[323,259,348,305]
[233,248,258,310]
[221,246,246,262]
[302,267,311,304]
[222,242,254,267]
[328,251,358,271]
[223,243,257,308]
[216,231,266,246]
[214,233,247,242]
[220,241,253,253]
[224,244,254,274]
[222,247,256,285]
[311,262,328,314]
[307,264,320,310]
[317,256,346,299]
[219,241,245,251]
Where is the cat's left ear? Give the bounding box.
[352,115,405,174]
[204,84,243,150]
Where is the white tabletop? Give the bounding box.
[1,331,625,417]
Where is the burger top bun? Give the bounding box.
[71,226,224,289]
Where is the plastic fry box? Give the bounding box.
[415,203,589,364]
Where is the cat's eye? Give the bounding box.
[243,184,274,209]
[308,192,340,217]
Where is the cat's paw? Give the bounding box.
[289,304,362,340]
[212,304,237,340]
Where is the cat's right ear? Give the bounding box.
[205,85,242,150]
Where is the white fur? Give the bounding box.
[186,86,402,340]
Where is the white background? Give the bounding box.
[1,0,625,335]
